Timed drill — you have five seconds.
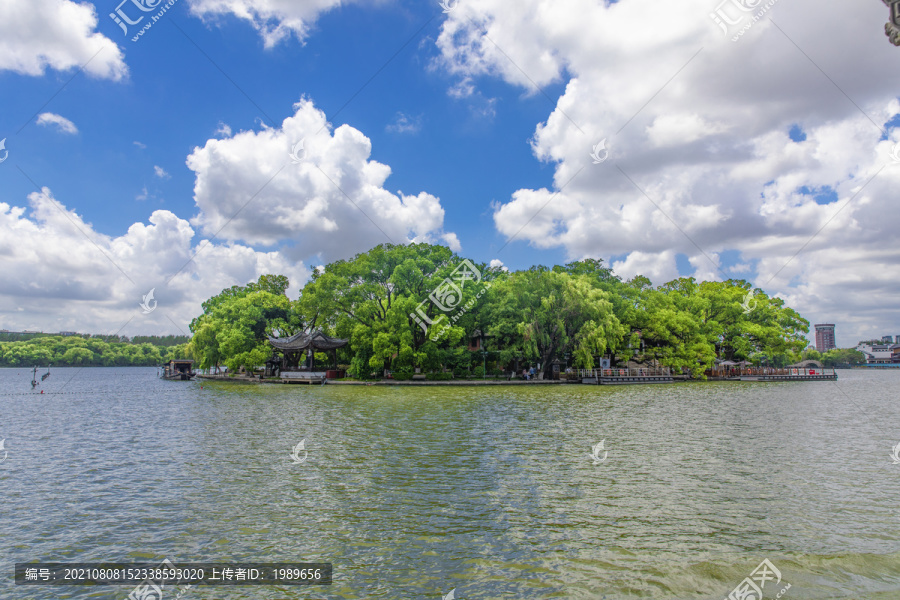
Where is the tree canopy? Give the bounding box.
[187,274,302,372]
[185,243,814,379]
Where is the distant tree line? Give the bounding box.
[0,334,190,367]
[801,347,866,367]
[187,243,815,379]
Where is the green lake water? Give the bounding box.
[1,367,899,599]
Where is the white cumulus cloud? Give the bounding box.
[186,0,372,47]
[0,188,309,335]
[186,98,458,262]
[0,0,127,80]
[434,0,900,345]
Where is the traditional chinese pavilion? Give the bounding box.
[267,330,349,373]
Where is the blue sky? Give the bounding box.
[2,0,568,270]
[1,0,899,346]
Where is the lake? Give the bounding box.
[1,367,899,599]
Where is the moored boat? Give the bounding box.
[161,359,196,381]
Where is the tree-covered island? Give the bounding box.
[184,243,823,380]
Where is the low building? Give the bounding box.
[856,342,900,364]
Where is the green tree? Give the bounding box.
[298,243,488,375]
[188,275,302,372]
[60,347,95,365]
[821,348,865,366]
[484,269,624,378]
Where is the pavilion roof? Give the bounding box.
[268,330,349,351]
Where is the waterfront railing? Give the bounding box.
[709,367,835,377]
[578,367,672,378]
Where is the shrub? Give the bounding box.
[426,372,453,381]
[472,365,485,378]
[392,370,414,381]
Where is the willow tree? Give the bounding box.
[297,243,491,375]
[484,268,624,378]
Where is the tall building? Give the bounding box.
[814,324,836,352]
[883,335,895,344]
